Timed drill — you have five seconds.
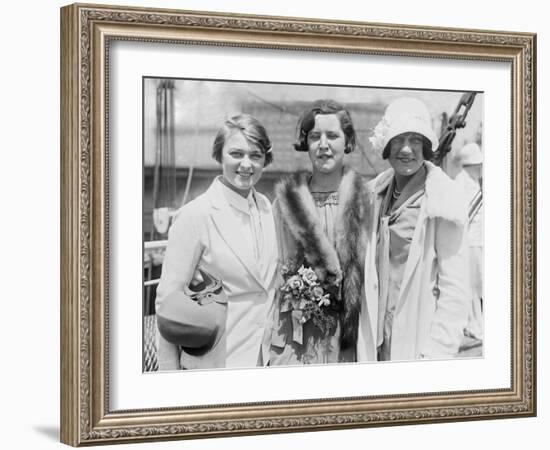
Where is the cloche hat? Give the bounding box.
[370,97,439,156]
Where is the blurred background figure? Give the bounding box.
[454,142,483,343]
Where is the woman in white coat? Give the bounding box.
[155,114,278,370]
[357,97,471,362]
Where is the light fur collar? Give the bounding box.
[372,161,467,226]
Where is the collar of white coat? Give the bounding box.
[371,161,468,226]
[208,176,268,215]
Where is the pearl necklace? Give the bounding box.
[392,185,402,200]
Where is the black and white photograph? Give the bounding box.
[142,78,484,372]
[55,1,537,447]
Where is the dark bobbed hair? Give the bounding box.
[293,99,356,154]
[382,134,434,161]
[212,114,273,167]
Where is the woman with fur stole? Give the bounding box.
[269,99,373,365]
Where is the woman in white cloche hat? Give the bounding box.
[356,97,472,362]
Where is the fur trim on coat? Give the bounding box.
[371,161,468,225]
[275,170,370,350]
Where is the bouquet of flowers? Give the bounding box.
[279,260,340,337]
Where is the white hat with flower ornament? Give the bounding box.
[369,97,439,156]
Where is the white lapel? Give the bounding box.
[207,180,267,291]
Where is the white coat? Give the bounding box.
[357,162,471,361]
[155,177,279,369]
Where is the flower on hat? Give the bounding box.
[369,117,390,154]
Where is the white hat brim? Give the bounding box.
[382,117,439,154]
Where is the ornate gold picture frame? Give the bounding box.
[60,2,536,446]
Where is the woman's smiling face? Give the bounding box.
[307,114,346,174]
[220,130,265,195]
[388,132,425,178]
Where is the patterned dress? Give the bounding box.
[270,190,349,365]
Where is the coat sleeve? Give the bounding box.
[422,217,471,358]
[155,203,205,370]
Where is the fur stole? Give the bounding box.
[371,161,468,226]
[275,170,370,350]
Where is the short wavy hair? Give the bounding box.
[293,99,356,154]
[212,114,273,167]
